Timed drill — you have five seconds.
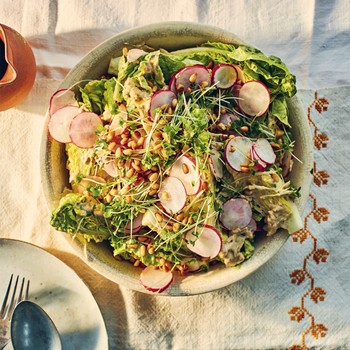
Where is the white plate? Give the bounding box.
[0,239,108,350]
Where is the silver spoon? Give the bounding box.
[10,301,62,350]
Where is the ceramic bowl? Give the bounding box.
[40,22,313,296]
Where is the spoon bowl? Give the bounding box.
[10,301,61,350]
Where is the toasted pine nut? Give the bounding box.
[189,73,197,83]
[148,246,155,255]
[152,85,158,92]
[131,162,141,171]
[271,142,281,149]
[105,194,113,203]
[126,168,135,178]
[140,245,147,257]
[176,84,184,92]
[125,195,133,204]
[149,189,158,196]
[149,172,159,182]
[151,183,160,190]
[115,147,122,158]
[123,149,133,156]
[171,98,178,108]
[173,222,180,232]
[138,236,148,242]
[200,81,209,89]
[127,243,138,250]
[156,213,163,222]
[176,213,184,221]
[182,163,189,174]
[122,47,128,56]
[240,165,250,173]
[137,137,145,146]
[108,142,116,151]
[276,129,285,137]
[240,126,249,133]
[110,189,118,196]
[121,138,129,145]
[133,259,141,267]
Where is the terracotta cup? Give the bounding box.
[0,24,36,111]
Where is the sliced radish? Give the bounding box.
[238,80,270,117]
[149,90,177,120]
[124,212,144,234]
[224,136,253,172]
[246,218,257,233]
[250,146,267,171]
[48,105,80,143]
[218,112,240,126]
[49,89,79,116]
[140,266,173,293]
[127,48,147,62]
[169,155,201,195]
[158,176,187,214]
[103,160,118,177]
[185,225,222,259]
[172,64,211,93]
[69,112,103,149]
[169,75,177,93]
[253,138,276,164]
[209,150,224,180]
[219,198,252,231]
[212,64,237,89]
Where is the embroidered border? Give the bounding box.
[288,92,330,350]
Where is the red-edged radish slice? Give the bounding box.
[219,198,252,231]
[185,225,222,259]
[253,138,276,164]
[158,176,187,214]
[238,80,270,117]
[233,64,245,83]
[250,146,267,171]
[149,90,177,120]
[246,218,257,233]
[169,75,177,94]
[103,160,118,177]
[124,212,144,234]
[212,64,237,89]
[209,150,224,180]
[48,105,80,143]
[69,112,103,149]
[169,155,201,195]
[140,266,173,293]
[224,136,253,172]
[49,89,79,116]
[127,48,147,62]
[218,112,240,126]
[173,64,211,93]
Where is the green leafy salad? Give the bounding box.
[48,41,302,292]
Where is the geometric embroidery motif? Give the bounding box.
[288,92,330,350]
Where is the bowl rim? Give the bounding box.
[40,21,313,296]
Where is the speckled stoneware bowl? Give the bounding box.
[40,22,313,296]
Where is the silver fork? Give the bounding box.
[0,274,30,350]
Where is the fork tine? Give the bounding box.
[24,279,30,301]
[5,275,19,318]
[0,274,14,317]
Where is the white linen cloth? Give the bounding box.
[1,1,350,349]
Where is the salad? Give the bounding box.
[48,41,302,293]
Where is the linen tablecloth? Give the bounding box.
[1,1,350,349]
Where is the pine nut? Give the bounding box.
[105,194,113,203]
[131,162,141,171]
[151,183,160,190]
[200,81,209,89]
[127,243,138,250]
[176,213,184,221]
[138,236,148,242]
[171,98,178,108]
[123,149,133,156]
[148,172,159,182]
[176,84,184,92]
[140,245,147,257]
[173,222,180,232]
[276,129,285,137]
[149,189,158,196]
[156,213,163,222]
[137,137,145,146]
[110,189,118,196]
[240,126,249,133]
[121,138,129,145]
[148,246,155,255]
[189,73,197,83]
[152,85,158,92]
[108,142,116,151]
[126,168,135,178]
[182,163,189,174]
[133,259,141,267]
[240,165,250,173]
[125,195,133,204]
[122,47,128,56]
[115,147,122,158]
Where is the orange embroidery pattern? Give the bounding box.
[288,92,330,350]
